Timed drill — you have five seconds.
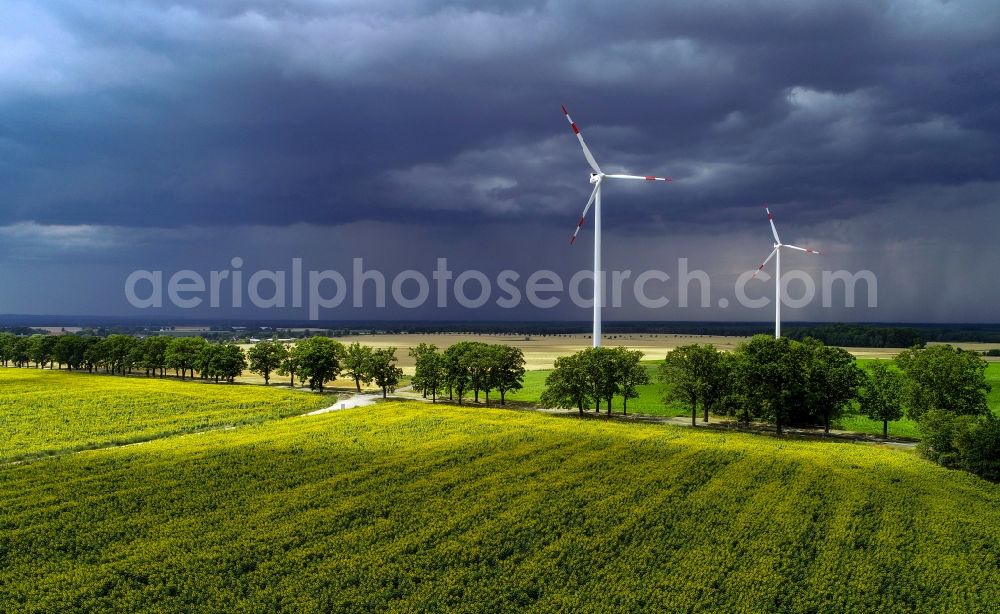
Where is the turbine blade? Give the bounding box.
[569,182,600,245]
[765,205,781,244]
[751,247,779,279]
[561,105,602,174]
[785,245,823,255]
[604,174,672,182]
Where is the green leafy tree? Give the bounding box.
[294,337,342,392]
[0,332,16,366]
[90,338,110,372]
[859,361,906,439]
[28,334,56,369]
[895,344,990,420]
[480,346,499,406]
[491,345,525,406]
[541,352,592,415]
[142,336,171,377]
[213,344,246,383]
[53,335,87,371]
[103,334,140,375]
[660,344,728,426]
[277,344,300,387]
[731,336,809,435]
[165,337,208,379]
[81,335,101,373]
[443,342,473,404]
[954,416,1000,482]
[82,337,104,372]
[369,347,403,399]
[341,342,374,392]
[464,342,491,403]
[584,347,619,413]
[422,350,446,402]
[917,409,969,468]
[247,340,288,385]
[51,335,69,369]
[196,344,222,381]
[12,337,31,368]
[918,410,1000,481]
[803,339,865,433]
[409,343,437,397]
[703,352,736,421]
[614,347,648,415]
[126,338,146,375]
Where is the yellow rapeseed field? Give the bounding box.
[0,368,332,461]
[1,396,997,611]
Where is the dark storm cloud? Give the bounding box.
[2,0,1000,323]
[2,0,998,231]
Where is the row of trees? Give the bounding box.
[652,337,998,481]
[409,342,526,406]
[661,336,865,435]
[539,346,648,414]
[656,337,994,438]
[538,336,993,441]
[0,333,405,396]
[0,333,249,382]
[252,339,404,397]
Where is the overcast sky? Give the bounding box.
[2,0,999,323]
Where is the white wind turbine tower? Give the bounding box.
[752,205,823,338]
[561,105,672,347]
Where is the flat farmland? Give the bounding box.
[320,333,751,371]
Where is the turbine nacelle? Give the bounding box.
[589,173,603,184]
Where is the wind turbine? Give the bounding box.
[752,205,823,338]
[561,104,672,347]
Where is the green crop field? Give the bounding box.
[1,400,998,611]
[0,369,333,462]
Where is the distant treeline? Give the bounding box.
[783,324,926,348]
[5,320,1000,344]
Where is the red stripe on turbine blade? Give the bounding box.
[665,177,673,182]
[570,235,576,245]
[571,122,580,134]
[578,217,585,227]
[561,105,568,115]
[645,176,655,181]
